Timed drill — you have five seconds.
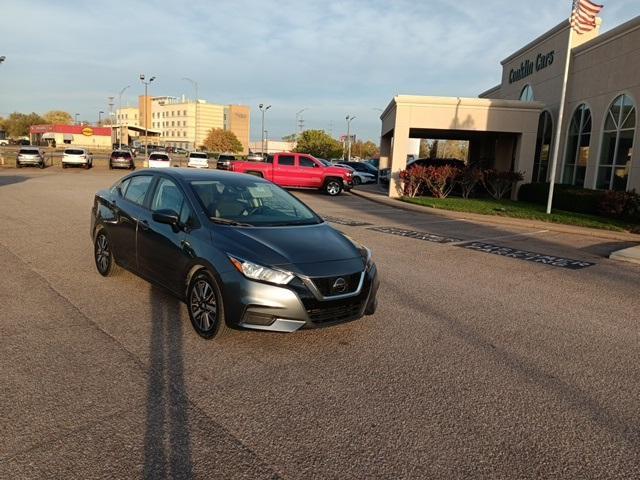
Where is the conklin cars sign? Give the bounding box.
[509,50,555,84]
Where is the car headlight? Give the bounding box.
[228,255,294,285]
[361,246,373,271]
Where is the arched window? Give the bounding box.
[520,85,534,102]
[533,111,553,182]
[597,94,636,190]
[562,104,591,186]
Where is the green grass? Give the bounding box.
[401,196,639,233]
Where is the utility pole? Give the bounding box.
[118,85,130,149]
[295,108,307,140]
[108,96,115,145]
[74,113,79,125]
[139,74,156,155]
[182,77,198,150]
[98,111,104,126]
[345,115,356,161]
[259,104,271,158]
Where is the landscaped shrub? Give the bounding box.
[456,166,484,199]
[421,165,461,198]
[399,165,427,197]
[482,169,524,200]
[598,190,640,222]
[518,183,606,215]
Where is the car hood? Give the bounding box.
[213,222,365,276]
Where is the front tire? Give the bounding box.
[187,270,228,339]
[353,176,361,186]
[324,178,343,196]
[94,230,120,277]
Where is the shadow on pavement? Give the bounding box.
[0,175,29,187]
[144,286,193,479]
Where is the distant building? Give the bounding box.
[29,124,113,148]
[115,96,250,153]
[249,140,296,155]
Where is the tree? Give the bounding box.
[350,140,380,159]
[42,110,73,125]
[202,128,243,153]
[2,112,45,138]
[294,129,343,159]
[281,133,297,142]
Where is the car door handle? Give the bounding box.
[139,220,149,231]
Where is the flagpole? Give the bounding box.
[546,11,574,214]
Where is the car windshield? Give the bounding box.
[218,155,235,160]
[19,149,38,154]
[190,178,323,227]
[149,153,169,160]
[318,159,331,166]
[65,149,84,155]
[112,151,131,158]
[190,153,208,159]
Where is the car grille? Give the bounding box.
[311,272,362,297]
[306,300,362,323]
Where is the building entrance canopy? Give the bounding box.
[380,95,543,197]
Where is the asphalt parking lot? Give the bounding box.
[1,167,639,479]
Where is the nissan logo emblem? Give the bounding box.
[332,277,346,293]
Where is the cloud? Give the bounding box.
[1,0,638,141]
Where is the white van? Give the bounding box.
[148,151,171,168]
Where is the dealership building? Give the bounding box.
[29,124,113,148]
[380,15,639,197]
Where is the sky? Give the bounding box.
[1,0,639,142]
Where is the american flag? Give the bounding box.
[571,0,604,34]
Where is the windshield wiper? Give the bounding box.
[209,217,253,227]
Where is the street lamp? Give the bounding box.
[139,74,156,154]
[118,85,130,149]
[98,111,104,126]
[259,104,271,158]
[75,113,80,125]
[345,115,356,161]
[295,108,308,139]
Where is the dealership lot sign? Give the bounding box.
[459,242,595,269]
[509,51,555,84]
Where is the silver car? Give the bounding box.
[16,147,45,169]
[62,148,93,169]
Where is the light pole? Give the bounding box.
[98,111,104,126]
[295,108,307,139]
[118,85,130,149]
[0,56,5,65]
[139,74,156,154]
[259,104,271,158]
[182,77,198,150]
[75,113,80,125]
[345,115,356,161]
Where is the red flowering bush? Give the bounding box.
[482,169,524,200]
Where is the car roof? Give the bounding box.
[145,167,268,183]
[149,151,169,155]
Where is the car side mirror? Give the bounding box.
[153,209,180,231]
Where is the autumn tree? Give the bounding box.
[202,128,243,153]
[350,140,380,159]
[2,112,45,138]
[294,129,343,159]
[42,110,73,125]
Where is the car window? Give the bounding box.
[218,155,235,161]
[151,178,185,214]
[299,157,317,168]
[64,149,84,155]
[149,153,169,160]
[19,148,39,155]
[190,153,208,159]
[278,155,295,166]
[116,178,131,195]
[123,176,153,206]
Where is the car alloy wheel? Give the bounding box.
[187,271,226,339]
[353,176,361,186]
[94,231,118,276]
[325,179,342,196]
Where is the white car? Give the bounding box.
[148,151,171,168]
[0,139,9,146]
[187,151,209,168]
[62,148,93,169]
[335,163,376,185]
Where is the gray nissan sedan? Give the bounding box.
[91,168,379,338]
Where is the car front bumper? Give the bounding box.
[221,264,379,332]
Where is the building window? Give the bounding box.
[562,104,591,187]
[520,85,534,102]
[183,110,187,116]
[533,111,553,182]
[597,94,636,191]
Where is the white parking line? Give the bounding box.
[449,229,550,245]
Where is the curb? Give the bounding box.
[350,188,640,243]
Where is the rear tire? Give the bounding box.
[324,178,343,196]
[187,270,228,339]
[94,230,120,277]
[353,176,361,186]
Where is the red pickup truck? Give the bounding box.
[229,153,353,196]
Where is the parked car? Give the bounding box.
[342,161,379,179]
[229,153,353,196]
[91,168,379,338]
[16,146,45,169]
[0,139,9,146]
[109,150,135,170]
[366,158,380,169]
[187,151,210,168]
[148,151,171,168]
[216,154,236,170]
[407,157,466,169]
[335,163,376,185]
[62,148,93,169]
